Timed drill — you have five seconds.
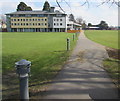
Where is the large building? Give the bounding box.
[6,7,67,32]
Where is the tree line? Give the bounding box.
[16,1,52,11]
[69,13,109,30]
[88,21,109,30]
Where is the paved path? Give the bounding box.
[42,31,118,100]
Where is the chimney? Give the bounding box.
[50,7,55,12]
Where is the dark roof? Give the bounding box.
[6,10,66,15]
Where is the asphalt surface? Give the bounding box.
[42,31,119,100]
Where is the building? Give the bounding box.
[6,7,67,32]
[67,20,82,30]
[86,26,100,30]
[67,18,82,33]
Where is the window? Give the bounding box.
[60,23,62,26]
[11,23,13,25]
[29,19,31,21]
[14,19,16,21]
[21,23,23,25]
[56,14,62,17]
[60,19,62,21]
[33,19,34,21]
[41,19,44,21]
[45,19,47,21]
[14,23,16,25]
[54,19,56,21]
[21,19,22,21]
[57,23,59,26]
[45,23,47,26]
[26,23,28,25]
[38,19,40,21]
[26,14,31,17]
[54,23,56,25]
[23,19,25,21]
[26,19,28,21]
[29,23,31,25]
[35,19,37,21]
[36,23,37,25]
[41,23,43,25]
[18,19,19,21]
[38,23,40,25]
[18,23,19,25]
[57,19,59,21]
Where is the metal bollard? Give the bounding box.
[73,34,75,41]
[67,38,70,51]
[15,59,31,100]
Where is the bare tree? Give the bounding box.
[96,0,120,7]
[76,17,84,24]
[0,15,6,24]
[55,0,120,13]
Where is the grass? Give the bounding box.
[103,58,120,88]
[85,30,118,49]
[2,32,78,99]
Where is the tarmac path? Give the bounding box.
[42,31,119,100]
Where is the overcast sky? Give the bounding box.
[0,0,119,26]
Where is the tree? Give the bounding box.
[76,17,83,24]
[17,2,27,11]
[55,0,119,13]
[26,6,32,11]
[0,15,6,23]
[42,1,50,11]
[98,21,109,30]
[88,23,92,26]
[82,20,87,29]
[69,14,76,22]
[17,2,32,11]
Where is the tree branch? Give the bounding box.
[81,0,89,8]
[56,0,65,13]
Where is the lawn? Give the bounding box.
[2,32,77,99]
[85,30,118,49]
[103,58,120,88]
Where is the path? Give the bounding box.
[42,31,118,100]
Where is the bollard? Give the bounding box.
[67,38,70,51]
[73,34,75,41]
[15,59,31,100]
[75,32,77,38]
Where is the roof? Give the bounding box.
[88,27,99,28]
[67,20,81,27]
[6,10,66,15]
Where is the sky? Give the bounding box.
[0,0,119,26]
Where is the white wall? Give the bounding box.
[53,17,66,28]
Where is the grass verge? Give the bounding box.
[103,58,120,88]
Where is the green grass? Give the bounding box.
[2,32,77,99]
[103,58,120,88]
[85,30,118,49]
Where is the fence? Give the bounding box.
[67,30,81,33]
